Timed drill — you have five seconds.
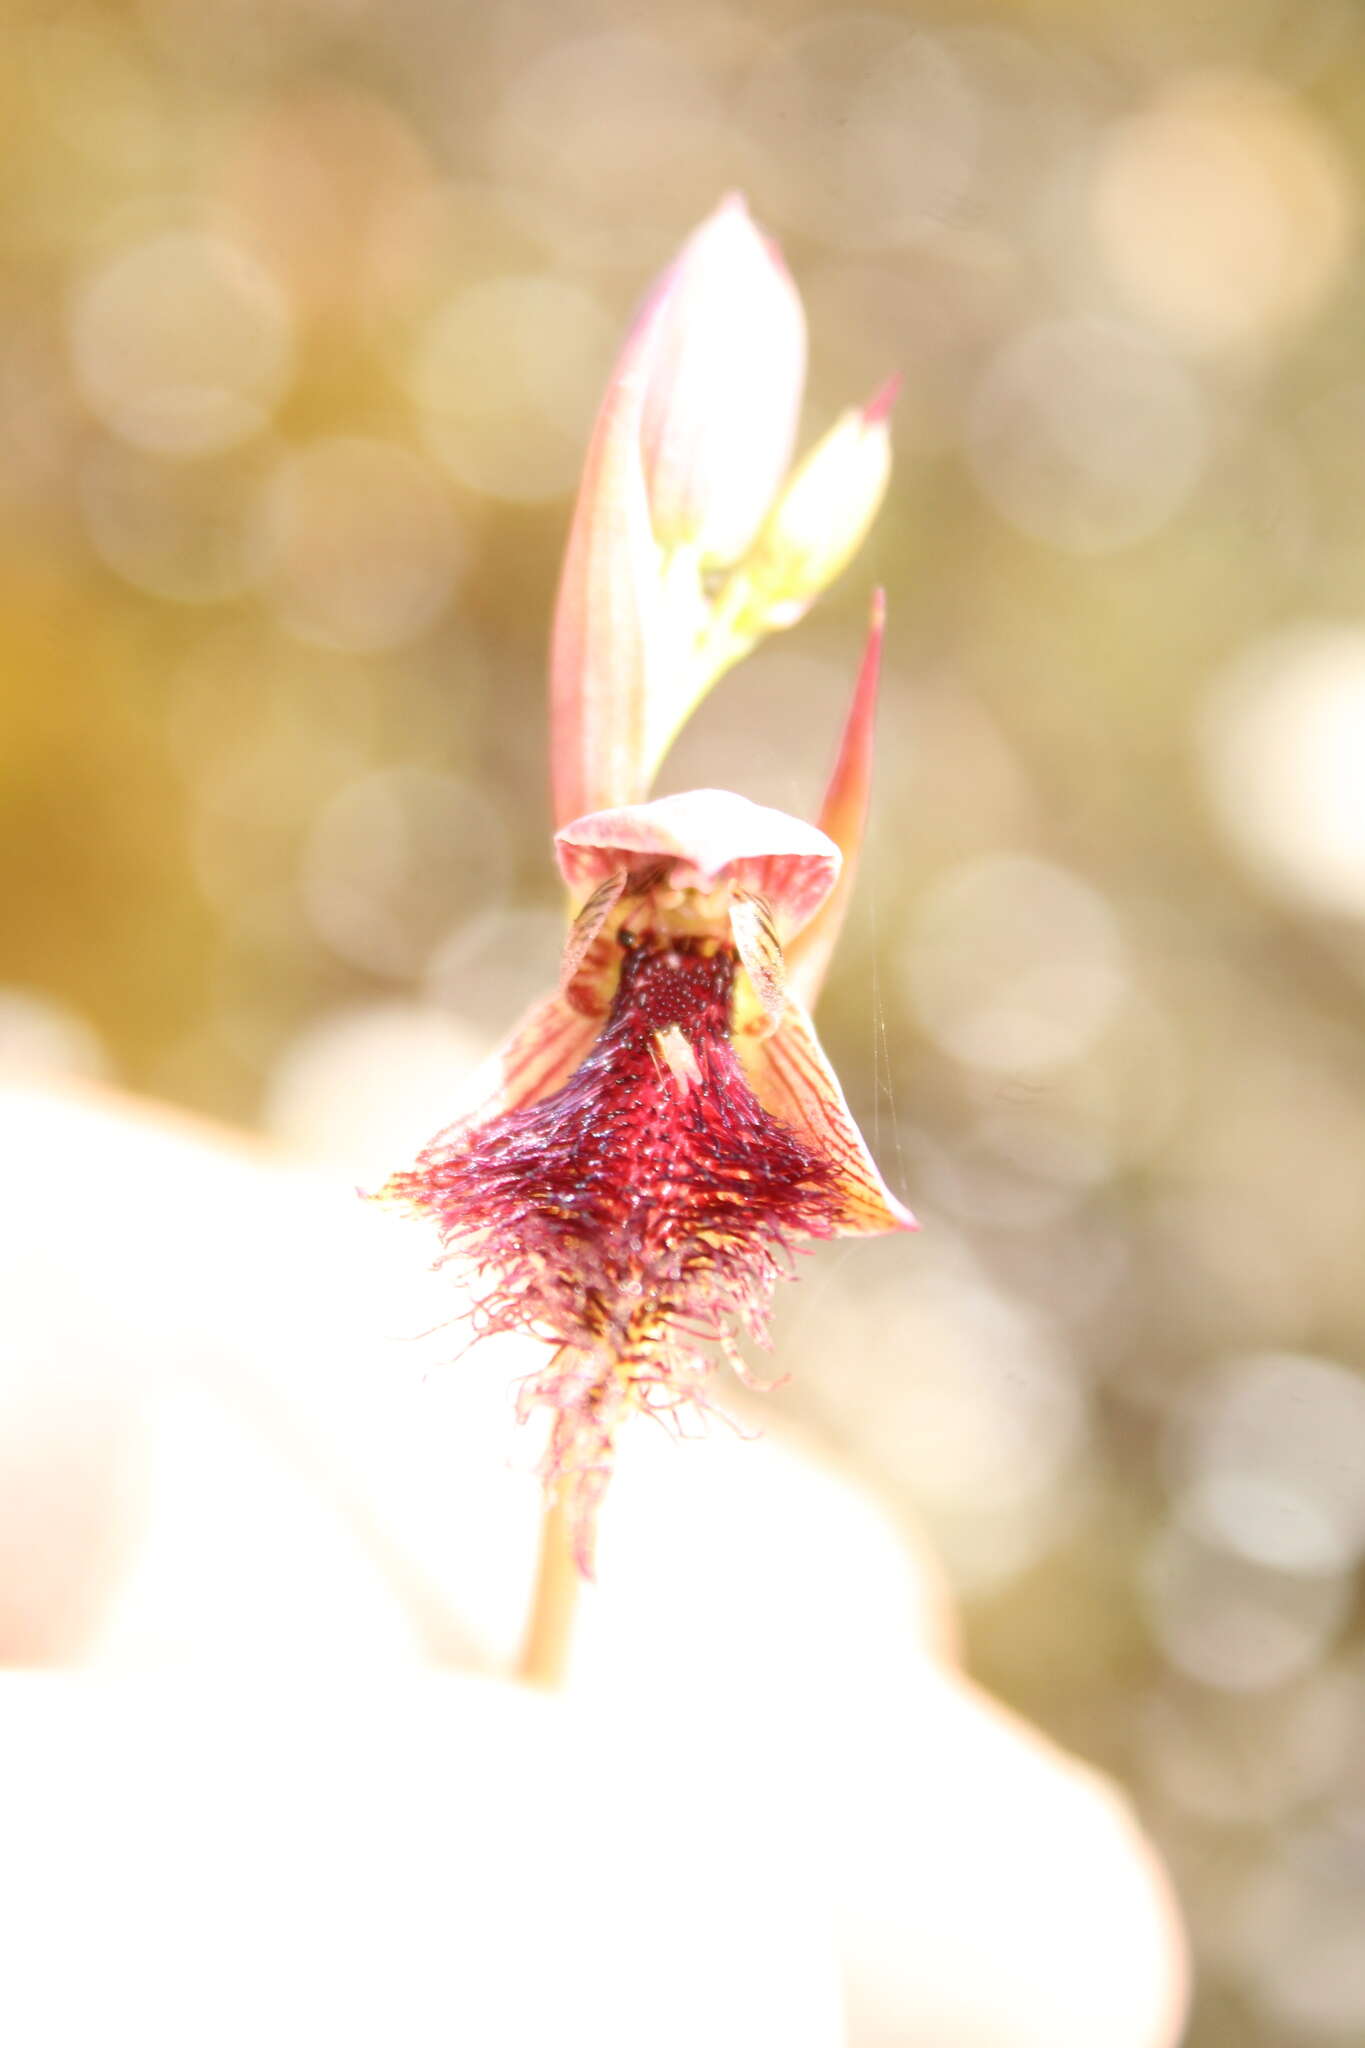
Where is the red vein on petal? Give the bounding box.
[744,993,915,1235]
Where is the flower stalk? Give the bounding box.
[516,1495,580,1690]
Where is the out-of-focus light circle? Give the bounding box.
[1172,1352,1365,1576]
[930,990,1186,1230]
[657,647,850,816]
[1179,1470,1343,1577]
[893,679,1038,858]
[0,989,110,1082]
[802,258,1006,460]
[881,1281,1083,1485]
[740,17,980,249]
[258,438,463,653]
[488,35,725,265]
[1060,991,1188,1168]
[967,319,1208,552]
[1142,1521,1350,1691]
[78,439,270,604]
[424,907,565,1038]
[1150,1051,1365,1346]
[901,854,1128,1073]
[1137,1674,1360,1829]
[1092,72,1352,353]
[189,753,321,916]
[217,86,437,317]
[262,1002,485,1180]
[796,1247,1086,1591]
[68,230,294,456]
[925,1107,1113,1232]
[32,11,173,175]
[408,276,613,503]
[300,768,510,981]
[1200,625,1365,918]
[1235,1823,1365,2037]
[166,631,378,785]
[1145,1186,1311,1351]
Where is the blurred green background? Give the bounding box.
[4,1,1365,2041]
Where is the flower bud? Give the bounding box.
[634,194,807,565]
[736,379,896,631]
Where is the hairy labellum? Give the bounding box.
[383,789,913,1572]
[386,930,843,1566]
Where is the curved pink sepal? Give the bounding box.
[787,589,884,1010]
[741,994,916,1236]
[555,787,840,935]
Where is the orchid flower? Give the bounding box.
[382,197,912,1578]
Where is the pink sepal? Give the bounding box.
[787,589,884,1010]
[549,341,668,832]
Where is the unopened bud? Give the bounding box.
[734,379,896,632]
[634,195,807,566]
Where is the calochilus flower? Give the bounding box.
[380,197,913,1581]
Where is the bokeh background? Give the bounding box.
[4,1,1365,2041]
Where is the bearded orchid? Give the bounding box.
[381,196,912,1582]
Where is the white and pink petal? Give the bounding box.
[740,996,916,1237]
[555,788,840,936]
